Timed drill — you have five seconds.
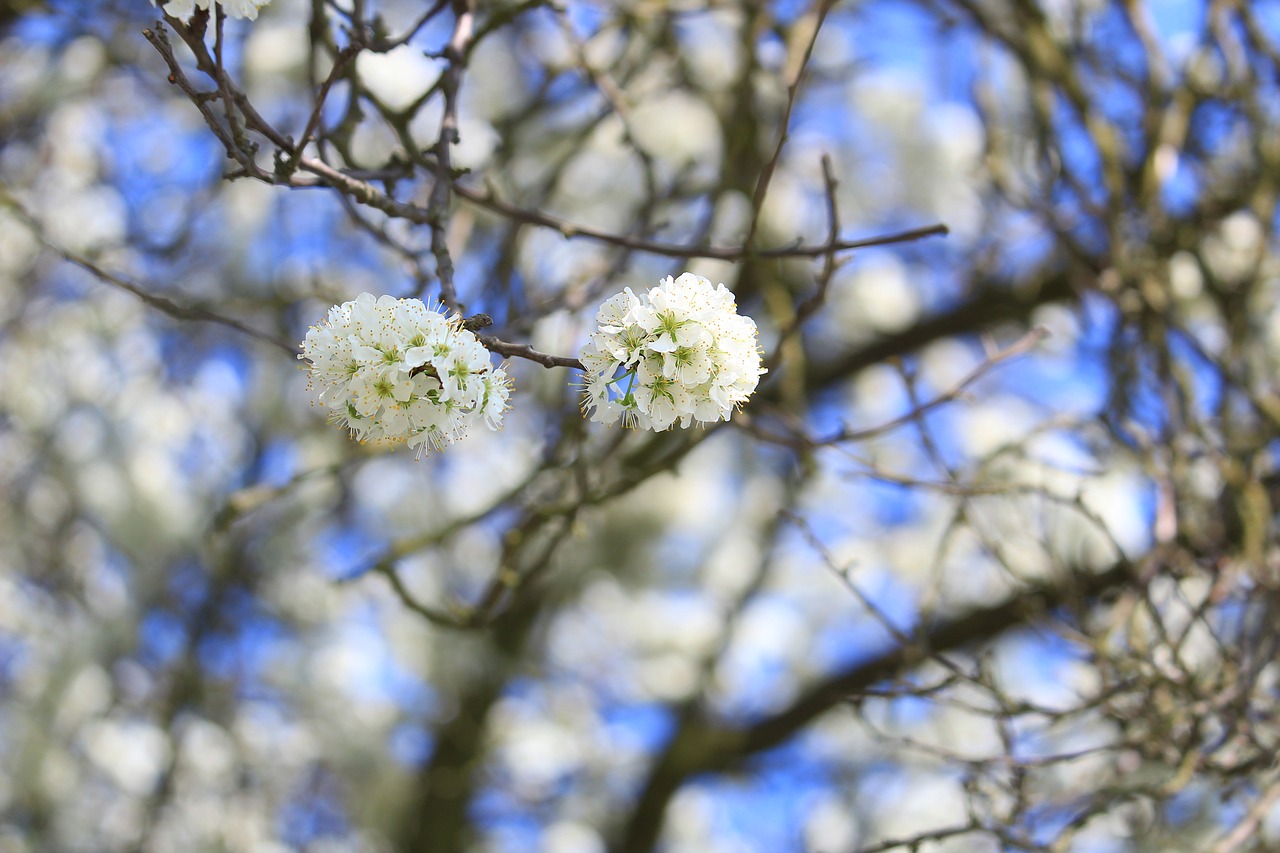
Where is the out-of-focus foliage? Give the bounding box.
[3,1,1280,851]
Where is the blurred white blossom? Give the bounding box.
[579,273,765,431]
[152,0,272,21]
[300,293,511,453]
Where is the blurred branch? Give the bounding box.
[800,268,1079,394]
[0,185,298,356]
[455,179,949,260]
[745,326,1049,449]
[741,0,835,251]
[1211,772,1280,852]
[614,558,1138,853]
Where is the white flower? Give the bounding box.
[151,0,271,21]
[579,272,766,431]
[300,294,512,454]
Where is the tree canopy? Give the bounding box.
[3,0,1280,851]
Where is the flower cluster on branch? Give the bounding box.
[579,273,766,431]
[300,293,511,454]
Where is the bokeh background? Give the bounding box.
[3,0,1280,850]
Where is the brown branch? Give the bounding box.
[144,24,259,176]
[291,44,359,159]
[612,559,1138,853]
[477,334,585,370]
[1211,772,1280,853]
[745,326,1049,449]
[454,179,948,260]
[742,0,836,251]
[0,187,297,356]
[426,0,475,314]
[295,156,442,224]
[799,269,1079,395]
[764,152,845,377]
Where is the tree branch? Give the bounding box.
[612,559,1137,853]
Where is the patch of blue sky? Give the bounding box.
[770,0,815,27]
[202,341,252,391]
[475,812,544,852]
[106,115,222,193]
[0,632,27,688]
[860,478,926,529]
[927,33,986,104]
[388,721,434,767]
[1145,0,1206,50]
[277,776,351,849]
[137,608,188,666]
[650,531,708,581]
[1088,7,1154,84]
[811,572,920,673]
[10,4,80,45]
[992,344,1110,420]
[990,209,1062,277]
[805,385,857,437]
[1191,100,1249,157]
[852,2,948,85]
[182,420,249,484]
[245,193,382,282]
[48,263,113,303]
[315,521,387,581]
[157,332,252,392]
[195,607,291,684]
[793,474,921,541]
[561,1,605,38]
[1051,114,1108,209]
[1159,155,1203,216]
[542,71,607,126]
[1163,782,1211,827]
[687,767,830,851]
[1255,6,1280,42]
[96,538,136,593]
[974,293,1111,418]
[1167,328,1225,421]
[789,70,854,126]
[252,437,299,488]
[328,604,439,710]
[1023,799,1096,848]
[1210,594,1276,658]
[878,690,936,729]
[601,702,676,755]
[167,558,212,610]
[452,251,523,319]
[1216,781,1261,833]
[997,628,1094,720]
[1084,76,1147,146]
[315,78,353,129]
[717,661,801,721]
[653,195,715,250]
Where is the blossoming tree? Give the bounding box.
[2,0,1280,851]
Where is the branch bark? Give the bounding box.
[611,559,1136,853]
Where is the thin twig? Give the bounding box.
[0,187,297,356]
[426,0,475,314]
[477,335,585,370]
[454,179,948,259]
[292,44,359,159]
[742,0,836,251]
[742,326,1049,450]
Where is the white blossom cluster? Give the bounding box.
[579,273,766,431]
[300,293,511,454]
[151,0,271,22]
